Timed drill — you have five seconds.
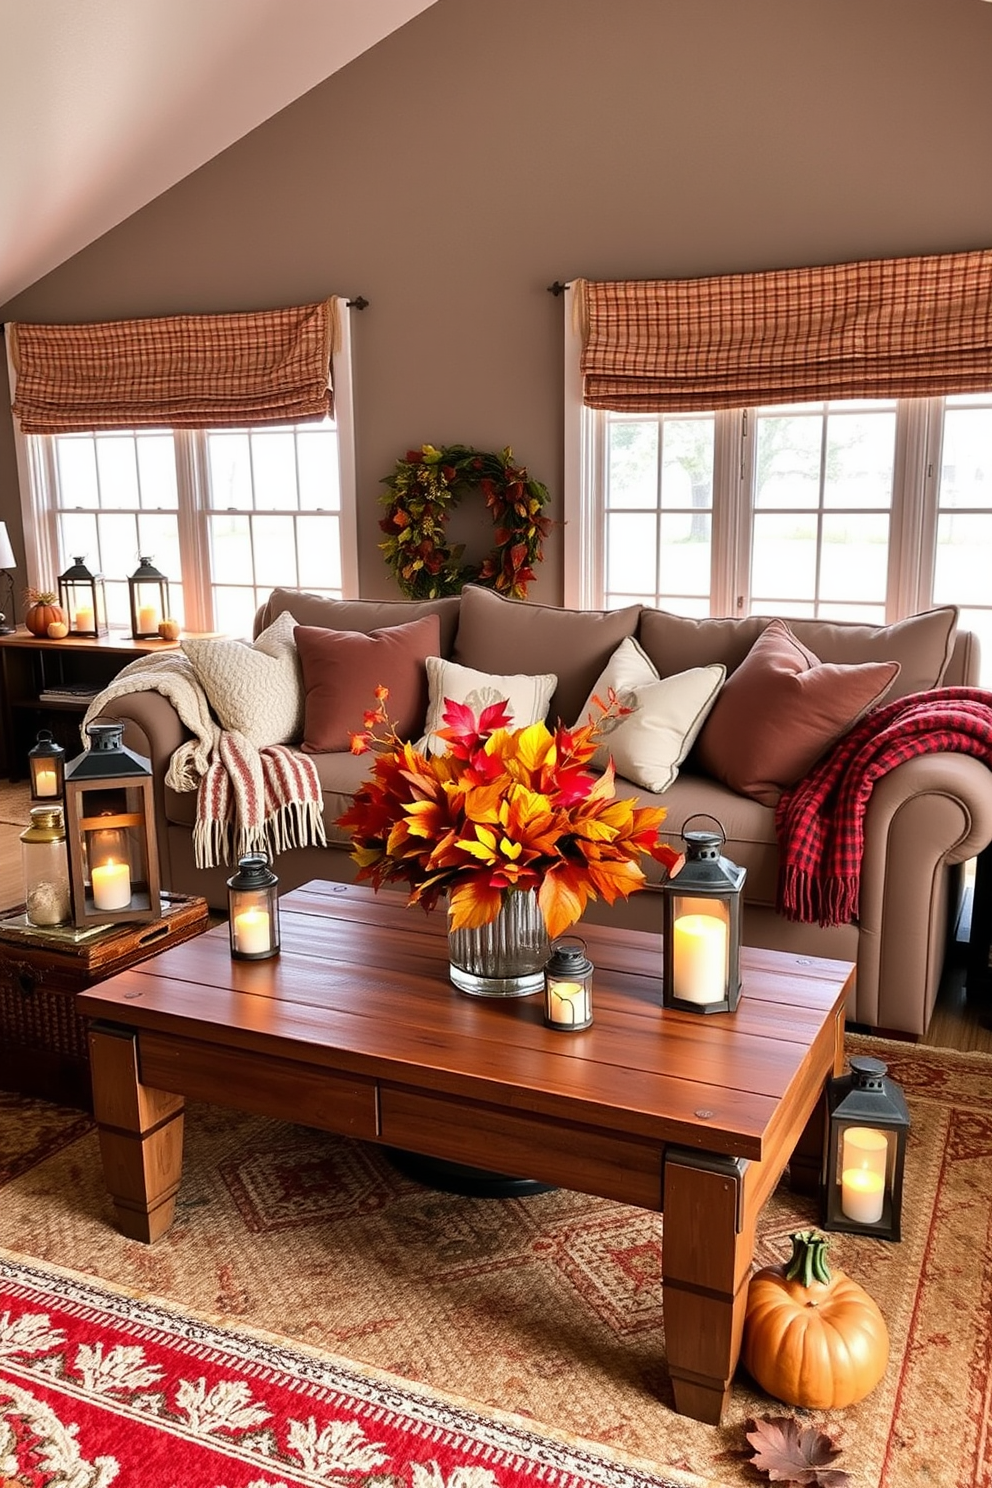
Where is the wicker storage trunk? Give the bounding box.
[0,892,209,1109]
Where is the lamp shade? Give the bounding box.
[0,522,16,570]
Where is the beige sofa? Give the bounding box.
[90,584,992,1039]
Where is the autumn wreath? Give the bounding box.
[378,443,552,601]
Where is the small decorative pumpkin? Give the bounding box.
[742,1229,889,1410]
[157,617,181,641]
[46,619,69,639]
[24,589,65,637]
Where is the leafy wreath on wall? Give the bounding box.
[378,444,552,601]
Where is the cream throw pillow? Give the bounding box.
[574,637,726,793]
[420,656,557,755]
[182,609,303,746]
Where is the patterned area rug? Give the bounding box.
[1,1034,990,1488]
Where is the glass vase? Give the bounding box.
[448,888,549,997]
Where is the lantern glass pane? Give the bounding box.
[670,894,730,1006]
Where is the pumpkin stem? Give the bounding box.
[784,1229,832,1287]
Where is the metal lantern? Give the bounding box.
[227,853,280,960]
[20,804,71,928]
[661,815,745,1014]
[28,729,65,801]
[63,721,161,926]
[127,556,171,640]
[58,556,108,638]
[543,937,594,1031]
[821,1055,910,1242]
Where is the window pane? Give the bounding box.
[56,438,99,508]
[136,435,179,510]
[212,587,258,640]
[939,409,992,509]
[208,513,253,584]
[816,601,887,623]
[660,511,711,596]
[297,515,342,592]
[823,411,896,510]
[751,512,818,602]
[95,435,140,508]
[298,427,340,511]
[207,433,253,508]
[250,431,298,511]
[662,418,714,511]
[934,512,992,605]
[96,512,140,584]
[819,513,890,603]
[59,512,99,569]
[608,421,659,510]
[606,512,658,594]
[958,606,992,687]
[755,414,822,510]
[252,515,299,588]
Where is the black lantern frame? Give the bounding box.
[227,853,281,960]
[28,729,65,801]
[128,556,171,640]
[543,937,594,1031]
[58,557,108,638]
[821,1055,909,1242]
[661,815,745,1014]
[63,721,161,926]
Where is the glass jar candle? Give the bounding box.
[20,805,72,927]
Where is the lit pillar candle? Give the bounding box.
[137,604,160,632]
[548,980,589,1026]
[73,605,95,632]
[34,767,58,797]
[233,907,271,956]
[672,913,727,1004]
[90,860,132,911]
[841,1127,888,1224]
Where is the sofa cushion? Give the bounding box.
[258,587,461,656]
[421,656,557,755]
[181,610,303,746]
[295,613,440,753]
[574,637,725,793]
[452,584,641,729]
[693,619,900,806]
[638,605,958,701]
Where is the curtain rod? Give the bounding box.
[547,281,570,296]
[0,295,371,334]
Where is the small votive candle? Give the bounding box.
[34,767,58,797]
[840,1126,888,1225]
[544,938,594,1031]
[137,604,160,633]
[90,860,132,911]
[233,907,272,957]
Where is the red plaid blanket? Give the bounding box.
[776,686,992,926]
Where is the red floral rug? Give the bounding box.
[0,1248,686,1488]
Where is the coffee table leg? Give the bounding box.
[88,1023,185,1243]
[662,1150,753,1423]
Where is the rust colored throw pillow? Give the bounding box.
[693,619,901,807]
[294,614,440,753]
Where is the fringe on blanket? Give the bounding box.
[193,737,327,870]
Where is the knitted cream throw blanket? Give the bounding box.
[81,652,326,869]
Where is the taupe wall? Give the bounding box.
[3,0,991,602]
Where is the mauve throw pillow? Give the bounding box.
[693,619,901,807]
[294,614,440,753]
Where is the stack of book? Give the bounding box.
[37,683,102,704]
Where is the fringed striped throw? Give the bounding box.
[194,732,326,870]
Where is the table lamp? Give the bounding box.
[0,522,16,635]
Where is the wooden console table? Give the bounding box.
[0,628,180,780]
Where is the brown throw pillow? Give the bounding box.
[693,619,900,806]
[294,614,440,753]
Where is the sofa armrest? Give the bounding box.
[857,752,992,1034]
[87,692,193,892]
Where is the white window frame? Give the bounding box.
[563,283,973,629]
[5,296,359,632]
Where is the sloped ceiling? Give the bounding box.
[0,0,437,307]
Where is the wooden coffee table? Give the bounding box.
[78,880,852,1424]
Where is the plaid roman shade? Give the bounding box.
[9,298,336,432]
[577,250,992,411]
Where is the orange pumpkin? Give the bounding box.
[742,1229,889,1410]
[24,590,65,637]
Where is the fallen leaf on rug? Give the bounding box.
[745,1416,849,1486]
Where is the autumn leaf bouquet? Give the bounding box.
[337,687,681,940]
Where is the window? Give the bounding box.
[7,303,357,639]
[565,310,992,679]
